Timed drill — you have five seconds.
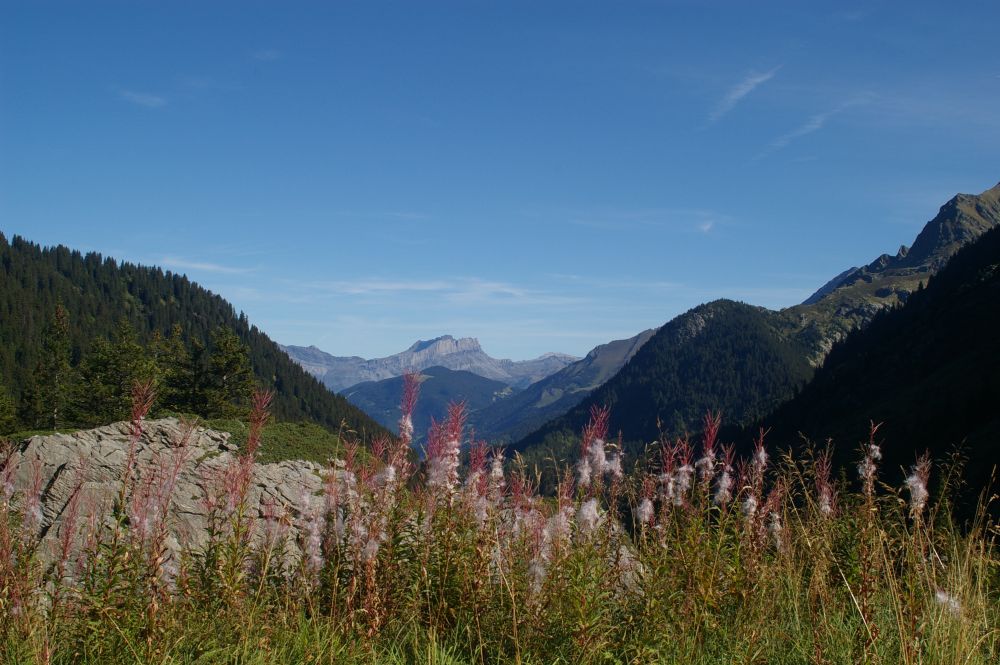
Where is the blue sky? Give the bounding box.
[2,1,998,360]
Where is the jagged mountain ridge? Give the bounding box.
[758,222,1000,499]
[514,182,1000,465]
[471,328,658,443]
[281,335,578,393]
[788,182,1000,362]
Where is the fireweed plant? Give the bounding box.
[0,374,997,664]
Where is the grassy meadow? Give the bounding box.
[1,382,997,664]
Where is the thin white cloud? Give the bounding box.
[159,256,252,274]
[119,90,167,108]
[252,49,281,61]
[304,277,582,307]
[708,67,781,124]
[757,98,868,159]
[308,279,452,295]
[567,207,734,232]
[697,220,715,233]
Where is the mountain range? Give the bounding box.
[281,336,577,393]
[512,182,1000,467]
[343,366,517,444]
[334,328,658,444]
[758,221,1000,496]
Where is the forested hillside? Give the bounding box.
[0,233,387,437]
[759,224,1000,493]
[513,300,814,466]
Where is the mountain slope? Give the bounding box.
[514,182,1000,466]
[343,366,517,443]
[282,336,577,392]
[514,300,814,462]
[0,233,388,438]
[760,223,1000,492]
[788,182,1000,362]
[472,328,657,443]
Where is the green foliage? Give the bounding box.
[515,300,815,466]
[2,429,998,663]
[72,318,157,427]
[0,385,15,435]
[0,233,388,437]
[202,418,351,465]
[36,302,73,429]
[762,224,1000,500]
[206,326,255,418]
[345,366,515,444]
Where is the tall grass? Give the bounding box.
[1,377,997,664]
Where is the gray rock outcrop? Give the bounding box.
[5,418,324,568]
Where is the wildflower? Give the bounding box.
[672,464,694,506]
[489,453,505,497]
[742,495,758,519]
[0,449,19,504]
[658,472,675,505]
[815,450,836,516]
[577,497,601,535]
[753,444,767,477]
[544,505,574,549]
[767,510,783,550]
[859,422,883,498]
[576,456,593,489]
[713,468,733,506]
[576,405,622,489]
[398,370,420,447]
[426,402,466,495]
[637,497,655,525]
[298,491,324,575]
[905,453,931,519]
[697,411,722,484]
[604,453,623,481]
[935,589,961,615]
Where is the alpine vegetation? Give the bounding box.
[1,381,998,664]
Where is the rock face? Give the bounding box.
[788,181,1000,364]
[471,328,658,443]
[7,419,324,567]
[282,336,578,392]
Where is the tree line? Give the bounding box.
[3,303,254,432]
[0,233,388,438]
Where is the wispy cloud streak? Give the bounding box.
[252,49,281,61]
[708,67,781,124]
[303,277,582,307]
[160,257,251,274]
[757,98,869,159]
[119,90,167,108]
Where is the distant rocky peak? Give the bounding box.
[406,335,483,355]
[899,183,1000,269]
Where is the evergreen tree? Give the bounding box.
[0,384,17,434]
[151,323,194,414]
[36,303,73,429]
[206,327,254,418]
[74,319,155,426]
[0,234,387,436]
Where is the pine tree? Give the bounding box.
[206,326,254,418]
[74,318,155,426]
[37,303,72,429]
[151,323,194,414]
[0,384,17,434]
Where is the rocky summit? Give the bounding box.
[282,335,578,392]
[7,418,325,569]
